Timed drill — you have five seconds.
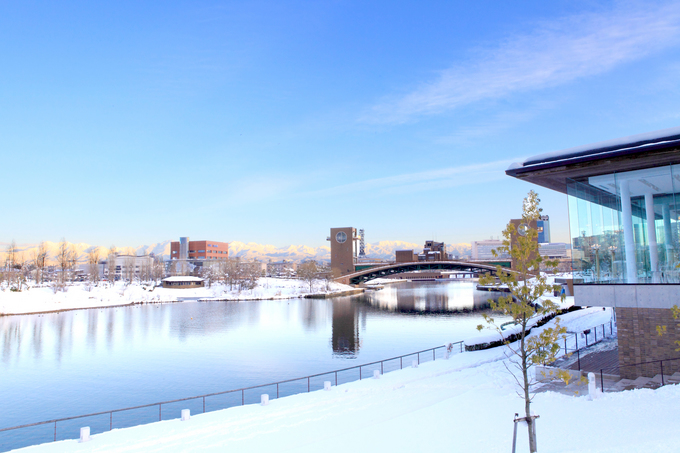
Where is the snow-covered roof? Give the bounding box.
[162,276,204,282]
[509,125,680,171]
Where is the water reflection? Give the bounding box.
[362,281,501,313]
[0,280,506,440]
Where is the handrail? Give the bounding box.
[0,341,464,448]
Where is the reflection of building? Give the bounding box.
[331,299,360,356]
[507,126,680,378]
[328,227,358,276]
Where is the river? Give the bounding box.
[0,280,502,450]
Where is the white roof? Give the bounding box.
[162,276,204,282]
[516,125,680,168]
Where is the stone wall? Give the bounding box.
[616,307,680,379]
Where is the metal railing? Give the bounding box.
[597,356,680,391]
[0,341,464,451]
[559,319,617,370]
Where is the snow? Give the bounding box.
[0,278,356,316]
[515,125,680,168]
[13,306,680,453]
[161,276,204,282]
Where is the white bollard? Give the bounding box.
[588,372,597,399]
[181,409,190,421]
[261,394,269,406]
[373,370,380,379]
[412,360,418,369]
[324,381,331,391]
[79,426,91,443]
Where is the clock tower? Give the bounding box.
[328,227,357,277]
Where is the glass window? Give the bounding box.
[567,164,680,284]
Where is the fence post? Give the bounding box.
[203,396,206,413]
[460,342,463,353]
[360,367,362,380]
[575,333,578,351]
[661,361,664,385]
[159,404,162,421]
[242,389,244,406]
[600,369,604,393]
[335,371,338,386]
[577,349,581,371]
[400,357,403,369]
[110,412,112,430]
[417,352,420,365]
[277,383,279,398]
[54,422,57,442]
[381,361,384,374]
[308,377,310,392]
[433,349,435,361]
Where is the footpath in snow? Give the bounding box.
[0,278,356,316]
[14,307,680,453]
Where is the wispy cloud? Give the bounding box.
[363,2,680,124]
[303,158,520,198]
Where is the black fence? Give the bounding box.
[0,341,464,451]
[596,356,680,391]
[559,319,617,370]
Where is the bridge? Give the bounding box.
[335,261,508,285]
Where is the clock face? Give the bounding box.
[518,223,529,237]
[336,231,347,243]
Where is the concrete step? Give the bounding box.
[651,374,675,384]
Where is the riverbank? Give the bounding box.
[14,307,678,453]
[0,278,357,316]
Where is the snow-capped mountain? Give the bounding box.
[0,240,471,264]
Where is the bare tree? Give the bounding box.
[297,261,319,293]
[5,240,18,271]
[88,247,102,284]
[107,246,118,284]
[152,255,165,283]
[124,254,136,284]
[32,241,48,284]
[56,239,71,285]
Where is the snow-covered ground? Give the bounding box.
[15,307,680,453]
[0,278,355,316]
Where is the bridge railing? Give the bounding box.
[0,341,465,451]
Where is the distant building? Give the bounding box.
[538,242,568,259]
[267,260,298,276]
[537,215,551,243]
[162,276,205,289]
[328,227,358,276]
[103,254,154,281]
[170,238,229,261]
[418,240,447,261]
[471,240,510,260]
[395,250,416,263]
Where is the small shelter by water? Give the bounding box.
[162,276,205,289]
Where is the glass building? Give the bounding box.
[506,126,680,378]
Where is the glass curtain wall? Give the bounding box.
[567,164,680,284]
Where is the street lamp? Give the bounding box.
[591,244,601,282]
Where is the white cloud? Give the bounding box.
[303,158,520,198]
[364,2,680,124]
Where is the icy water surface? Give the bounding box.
[0,280,501,450]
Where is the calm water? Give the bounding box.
[0,280,501,450]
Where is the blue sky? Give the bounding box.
[3,0,680,248]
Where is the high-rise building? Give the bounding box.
[537,215,551,243]
[170,238,229,261]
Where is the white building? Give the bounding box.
[471,240,510,260]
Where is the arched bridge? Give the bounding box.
[336,261,509,285]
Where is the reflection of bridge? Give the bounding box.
[336,261,507,285]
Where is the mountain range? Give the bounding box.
[0,240,472,264]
